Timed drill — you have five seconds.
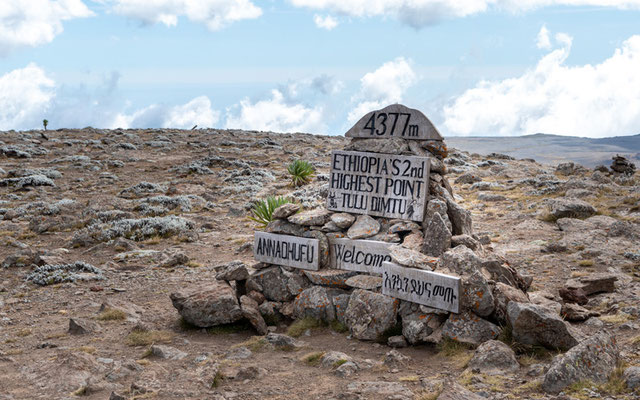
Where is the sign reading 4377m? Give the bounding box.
[345,104,443,141]
[327,150,430,222]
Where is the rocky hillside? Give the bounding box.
[1,128,639,399]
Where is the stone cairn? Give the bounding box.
[172,104,554,350]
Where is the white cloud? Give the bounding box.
[0,0,93,54]
[313,14,338,30]
[349,57,417,122]
[443,33,640,137]
[105,0,262,30]
[536,25,551,49]
[113,96,220,128]
[0,64,55,130]
[290,0,640,28]
[225,89,325,133]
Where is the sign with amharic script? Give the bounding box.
[254,232,319,270]
[382,262,460,313]
[345,104,443,140]
[329,237,393,274]
[327,150,430,221]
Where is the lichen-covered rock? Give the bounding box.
[266,219,307,236]
[542,333,619,393]
[565,273,618,296]
[547,198,597,220]
[441,311,501,346]
[240,295,268,335]
[320,351,353,368]
[462,271,495,317]
[390,245,437,270]
[401,311,447,345]
[623,366,640,390]
[491,282,529,325]
[288,208,330,226]
[26,262,104,286]
[302,230,330,268]
[561,303,598,322]
[330,213,355,229]
[170,281,243,327]
[150,345,188,360]
[507,302,582,350]
[79,216,195,244]
[422,213,451,257]
[344,289,398,341]
[347,215,380,239]
[345,138,410,154]
[345,275,382,290]
[293,286,337,322]
[440,245,482,275]
[215,261,249,281]
[246,266,310,302]
[450,234,479,250]
[424,198,452,232]
[303,269,356,289]
[272,203,301,219]
[468,340,519,375]
[445,195,472,235]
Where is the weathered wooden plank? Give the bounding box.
[345,104,443,140]
[327,150,430,221]
[254,232,320,271]
[329,237,393,275]
[381,262,460,313]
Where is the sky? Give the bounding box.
[1,1,640,138]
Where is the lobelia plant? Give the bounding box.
[287,159,315,187]
[249,196,292,227]
[42,119,48,130]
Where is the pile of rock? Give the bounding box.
[610,154,636,175]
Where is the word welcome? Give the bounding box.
[254,232,319,270]
[328,150,429,221]
[381,262,460,313]
[329,238,393,274]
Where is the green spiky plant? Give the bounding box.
[249,196,292,227]
[287,160,315,187]
[42,119,48,130]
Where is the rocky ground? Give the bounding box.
[1,128,639,400]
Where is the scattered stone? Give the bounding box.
[266,219,307,236]
[293,286,337,322]
[330,213,355,229]
[508,302,582,350]
[264,333,304,350]
[68,318,99,335]
[384,349,410,367]
[157,251,188,268]
[491,282,529,325]
[109,392,126,400]
[216,261,249,281]
[467,340,519,375]
[440,245,482,275]
[347,215,380,239]
[26,262,104,286]
[345,275,382,290]
[272,203,301,219]
[462,271,495,317]
[441,311,501,346]
[225,347,252,360]
[344,289,398,341]
[436,382,484,400]
[528,291,562,315]
[402,311,446,345]
[321,351,353,368]
[454,173,481,184]
[542,333,619,393]
[346,381,413,399]
[610,155,635,175]
[450,234,478,250]
[546,198,597,220]
[150,345,187,360]
[388,335,408,348]
[288,208,330,226]
[561,303,598,322]
[170,281,243,327]
[236,365,267,380]
[335,361,358,377]
[623,366,640,390]
[477,193,506,202]
[240,295,268,335]
[565,273,618,296]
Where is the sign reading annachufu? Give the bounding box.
[382,262,460,313]
[327,150,430,221]
[329,237,393,274]
[254,232,319,271]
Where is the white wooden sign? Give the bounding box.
[329,237,393,274]
[254,232,319,271]
[382,262,460,313]
[327,150,430,221]
[345,104,443,141]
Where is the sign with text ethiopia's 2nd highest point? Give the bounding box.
[254,232,319,270]
[327,150,430,221]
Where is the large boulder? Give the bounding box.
[507,302,582,350]
[542,333,619,393]
[461,271,494,317]
[246,266,310,302]
[293,286,343,322]
[440,245,482,275]
[344,289,398,341]
[547,198,596,220]
[170,281,243,327]
[565,273,618,296]
[422,212,452,257]
[441,311,501,346]
[467,340,519,375]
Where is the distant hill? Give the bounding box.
[446,133,640,168]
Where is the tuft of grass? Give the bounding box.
[599,312,634,324]
[16,328,32,337]
[248,196,292,228]
[125,329,174,346]
[211,369,224,388]
[437,337,474,368]
[301,351,325,366]
[287,316,324,338]
[74,346,96,354]
[399,375,420,382]
[600,361,629,395]
[578,259,594,267]
[96,308,126,321]
[232,336,268,352]
[329,319,348,333]
[287,160,315,187]
[186,261,203,268]
[334,359,348,368]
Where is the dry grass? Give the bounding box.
[578,259,594,267]
[599,312,634,324]
[287,316,324,338]
[232,336,268,352]
[96,308,126,321]
[437,337,474,368]
[16,328,32,337]
[300,351,325,366]
[125,329,174,346]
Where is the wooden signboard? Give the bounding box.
[345,104,443,141]
[254,232,320,271]
[382,262,460,313]
[329,237,393,274]
[327,150,430,221]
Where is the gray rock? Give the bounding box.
[246,266,309,302]
[266,219,307,236]
[264,333,304,350]
[288,208,330,226]
[561,303,598,322]
[440,245,481,275]
[330,213,355,229]
[170,281,243,327]
[477,193,506,202]
[384,349,410,367]
[402,311,447,345]
[335,361,358,377]
[302,230,330,268]
[455,173,481,184]
[236,365,267,380]
[109,392,126,400]
[450,234,479,250]
[346,381,413,399]
[436,382,484,400]
[565,273,618,296]
[272,203,301,219]
[422,213,452,257]
[491,282,529,325]
[389,221,420,234]
[345,138,410,155]
[321,351,353,368]
[293,286,337,322]
[547,198,597,219]
[225,346,253,360]
[150,345,187,360]
[240,295,268,335]
[390,245,437,270]
[445,196,473,235]
[388,335,408,348]
[347,215,380,239]
[542,333,619,393]
[623,366,640,390]
[345,275,382,290]
[332,293,350,325]
[468,340,519,375]
[425,198,452,232]
[462,271,494,317]
[304,269,356,289]
[344,289,398,341]
[441,311,501,346]
[215,261,249,281]
[69,318,99,335]
[508,302,582,350]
